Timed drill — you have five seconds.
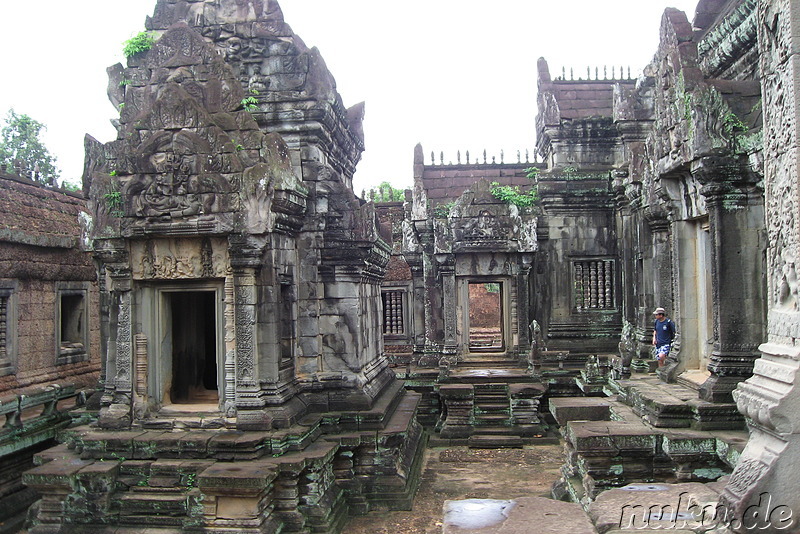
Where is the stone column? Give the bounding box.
[439,258,457,360]
[720,1,800,530]
[696,174,765,403]
[644,208,675,377]
[516,260,533,368]
[416,224,442,368]
[96,242,134,429]
[229,242,268,430]
[645,208,674,316]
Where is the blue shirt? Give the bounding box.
[654,318,676,346]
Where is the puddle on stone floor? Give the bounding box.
[443,499,516,529]
[620,483,670,491]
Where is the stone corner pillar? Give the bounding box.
[720,1,800,530]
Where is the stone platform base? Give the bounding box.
[22,388,425,533]
[610,377,744,430]
[551,392,747,506]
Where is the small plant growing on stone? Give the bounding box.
[524,166,540,180]
[235,143,244,151]
[489,181,538,208]
[104,190,124,218]
[241,96,259,112]
[433,201,456,218]
[123,31,155,58]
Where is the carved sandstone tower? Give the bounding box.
[23,1,423,531]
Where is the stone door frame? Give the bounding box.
[139,280,227,413]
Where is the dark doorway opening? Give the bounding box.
[468,282,504,352]
[168,291,218,404]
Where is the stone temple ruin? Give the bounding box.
[1,0,800,532]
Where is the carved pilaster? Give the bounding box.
[644,205,674,321]
[114,291,133,394]
[439,258,457,350]
[696,168,765,402]
[223,276,237,417]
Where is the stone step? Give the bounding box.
[549,397,612,426]
[118,492,192,518]
[474,402,510,413]
[609,377,744,430]
[474,413,511,423]
[469,426,516,435]
[467,435,524,449]
[443,369,536,384]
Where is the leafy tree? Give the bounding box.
[364,181,405,202]
[0,109,60,184]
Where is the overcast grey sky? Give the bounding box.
[0,1,699,193]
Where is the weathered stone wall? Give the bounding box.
[0,277,100,391]
[0,172,101,394]
[719,0,800,529]
[0,171,101,529]
[421,162,532,206]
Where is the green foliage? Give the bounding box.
[123,31,155,58]
[0,109,60,184]
[432,201,456,218]
[104,190,124,218]
[723,111,747,137]
[562,166,577,177]
[489,181,539,208]
[241,96,259,112]
[366,181,405,202]
[485,282,500,293]
[235,143,244,151]
[723,111,754,153]
[682,92,692,122]
[61,181,81,192]
[524,166,540,180]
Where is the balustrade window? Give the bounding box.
[0,285,15,376]
[574,259,615,310]
[0,295,8,363]
[382,290,405,335]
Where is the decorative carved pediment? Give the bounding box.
[432,179,538,254]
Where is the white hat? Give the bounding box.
[653,307,666,315]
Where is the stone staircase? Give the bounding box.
[432,352,553,448]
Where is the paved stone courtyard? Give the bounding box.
[345,444,565,534]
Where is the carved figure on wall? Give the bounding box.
[528,319,544,373]
[464,210,500,239]
[617,321,637,377]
